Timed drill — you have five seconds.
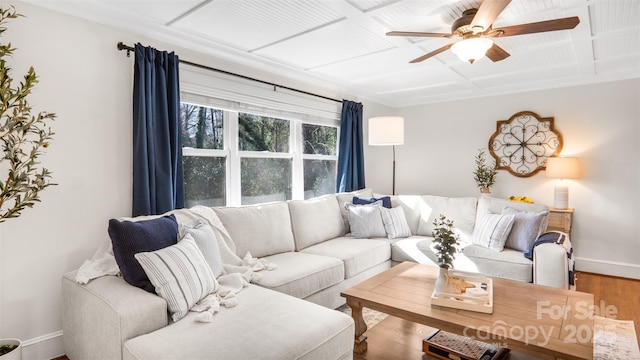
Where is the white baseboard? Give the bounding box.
[21,330,64,360]
[575,257,640,279]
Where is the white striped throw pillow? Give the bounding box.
[471,213,515,252]
[135,234,218,322]
[380,206,412,239]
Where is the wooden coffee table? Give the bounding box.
[341,262,594,360]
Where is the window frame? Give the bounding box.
[181,103,338,207]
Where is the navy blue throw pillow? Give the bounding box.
[352,196,392,209]
[108,214,179,293]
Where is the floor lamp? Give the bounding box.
[368,116,404,195]
[545,157,581,209]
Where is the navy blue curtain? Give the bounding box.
[132,43,184,216]
[336,100,365,192]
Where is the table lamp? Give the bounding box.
[369,116,404,195]
[545,157,581,209]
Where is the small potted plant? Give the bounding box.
[473,148,498,194]
[0,339,21,360]
[432,215,460,296]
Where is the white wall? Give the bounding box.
[0,1,377,359]
[365,79,640,279]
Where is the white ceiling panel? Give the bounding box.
[589,0,640,34]
[593,30,640,60]
[595,54,640,75]
[254,20,395,69]
[172,0,345,51]
[473,64,580,89]
[100,0,203,24]
[25,0,640,107]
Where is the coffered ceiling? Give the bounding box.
[25,0,640,107]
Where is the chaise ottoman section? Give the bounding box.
[300,238,390,278]
[123,284,355,360]
[255,252,345,299]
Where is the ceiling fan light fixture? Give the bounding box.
[451,37,493,63]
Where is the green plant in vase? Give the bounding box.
[473,148,498,194]
[432,214,460,296]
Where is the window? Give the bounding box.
[180,103,338,206]
[302,124,337,199]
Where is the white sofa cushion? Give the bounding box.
[289,195,345,251]
[213,202,295,258]
[417,196,478,241]
[459,244,533,283]
[476,196,548,221]
[123,284,354,360]
[253,252,344,299]
[301,237,391,278]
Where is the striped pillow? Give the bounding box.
[471,213,515,252]
[135,234,218,322]
[380,206,412,239]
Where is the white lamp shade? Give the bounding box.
[451,38,493,63]
[369,116,404,146]
[545,157,581,179]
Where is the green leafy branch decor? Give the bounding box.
[473,148,498,193]
[432,214,460,269]
[0,6,55,223]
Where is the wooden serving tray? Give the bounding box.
[430,270,493,314]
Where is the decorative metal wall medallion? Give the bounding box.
[489,111,563,177]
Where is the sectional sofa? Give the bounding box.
[61,189,570,360]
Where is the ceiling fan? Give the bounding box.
[387,0,580,64]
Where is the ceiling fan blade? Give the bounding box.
[471,0,512,33]
[492,16,580,37]
[387,31,452,38]
[409,43,454,63]
[485,43,510,62]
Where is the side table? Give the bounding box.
[547,207,574,239]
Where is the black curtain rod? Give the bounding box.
[117,42,342,104]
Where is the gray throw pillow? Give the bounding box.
[345,202,387,238]
[502,207,549,253]
[180,221,224,278]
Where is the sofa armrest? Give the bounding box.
[62,271,168,360]
[532,241,570,289]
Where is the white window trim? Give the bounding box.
[182,104,338,207]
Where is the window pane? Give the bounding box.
[302,124,337,155]
[303,160,336,199]
[241,158,291,205]
[181,103,223,150]
[183,156,226,207]
[239,113,289,152]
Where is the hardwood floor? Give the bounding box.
[576,271,640,343]
[50,271,639,360]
